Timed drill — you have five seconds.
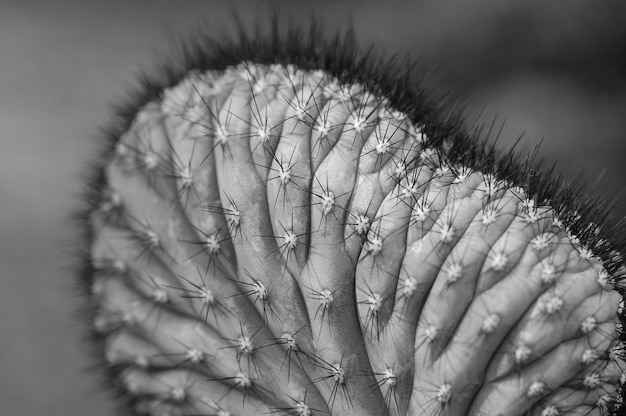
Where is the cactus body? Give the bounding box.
[79,28,626,416]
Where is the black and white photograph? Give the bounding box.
[1,1,626,415]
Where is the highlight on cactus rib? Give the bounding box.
[75,22,626,416]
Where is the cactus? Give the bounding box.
[77,23,626,416]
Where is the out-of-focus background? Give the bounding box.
[0,1,625,415]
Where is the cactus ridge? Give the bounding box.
[76,22,626,416]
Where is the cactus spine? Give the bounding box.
[78,26,626,416]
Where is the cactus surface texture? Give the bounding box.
[78,26,626,416]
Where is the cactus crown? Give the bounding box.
[76,19,626,416]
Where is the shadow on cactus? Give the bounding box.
[75,19,626,416]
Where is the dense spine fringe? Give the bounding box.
[77,24,626,416]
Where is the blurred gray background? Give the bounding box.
[1,1,625,415]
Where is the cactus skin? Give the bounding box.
[77,24,626,416]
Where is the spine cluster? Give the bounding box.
[83,60,625,416]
